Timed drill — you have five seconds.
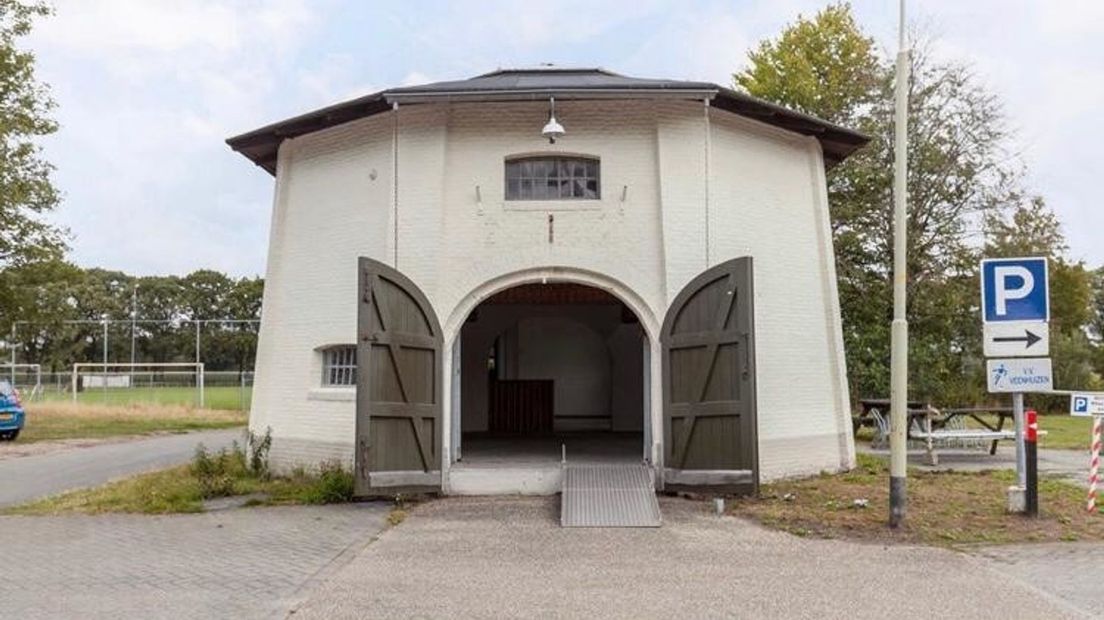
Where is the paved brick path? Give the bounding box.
[0,504,389,620]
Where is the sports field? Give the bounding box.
[41,386,251,411]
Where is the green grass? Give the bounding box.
[731,453,1104,546]
[1031,415,1092,450]
[854,413,1095,451]
[40,385,251,411]
[5,442,355,515]
[16,401,246,443]
[965,414,1094,450]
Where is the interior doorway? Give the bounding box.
[453,282,648,469]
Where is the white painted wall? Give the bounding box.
[249,97,853,482]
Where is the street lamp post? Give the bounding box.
[889,0,911,528]
[130,284,139,382]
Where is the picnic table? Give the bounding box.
[855,398,1017,465]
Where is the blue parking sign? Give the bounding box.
[981,257,1049,323]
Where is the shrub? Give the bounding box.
[301,461,355,504]
[246,427,273,479]
[190,442,248,498]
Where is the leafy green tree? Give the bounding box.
[985,202,1100,398]
[3,262,264,372]
[0,0,65,269]
[735,3,1078,406]
[985,202,1093,335]
[734,3,882,126]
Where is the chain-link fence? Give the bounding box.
[3,368,254,411]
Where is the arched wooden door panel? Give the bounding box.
[661,257,758,494]
[356,258,442,496]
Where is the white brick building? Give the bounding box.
[228,68,867,496]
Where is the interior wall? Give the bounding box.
[516,316,609,426]
[460,302,644,433]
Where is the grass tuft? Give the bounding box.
[5,435,357,515]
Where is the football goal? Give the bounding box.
[0,363,42,400]
[71,362,206,407]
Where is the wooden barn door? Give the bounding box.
[356,258,442,496]
[661,257,758,494]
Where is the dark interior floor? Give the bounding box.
[456,432,644,468]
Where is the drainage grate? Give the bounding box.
[561,464,662,528]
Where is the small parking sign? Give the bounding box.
[1071,393,1104,416]
[981,257,1049,323]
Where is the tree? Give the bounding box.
[985,202,1100,396]
[0,0,65,270]
[2,262,264,372]
[734,3,882,126]
[735,4,1055,405]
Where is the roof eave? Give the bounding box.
[384,87,718,104]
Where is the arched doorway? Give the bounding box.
[449,282,650,492]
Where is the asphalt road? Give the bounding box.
[0,428,241,508]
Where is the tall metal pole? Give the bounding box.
[102,317,109,401]
[1013,392,1026,486]
[889,0,911,529]
[130,284,138,382]
[9,324,15,385]
[195,320,201,365]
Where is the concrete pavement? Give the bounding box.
[0,503,390,619]
[290,496,1090,619]
[0,428,241,508]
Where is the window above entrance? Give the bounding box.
[505,156,599,201]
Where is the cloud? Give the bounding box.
[28,0,324,275]
[20,0,1104,275]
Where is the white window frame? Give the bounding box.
[504,155,601,202]
[320,345,357,387]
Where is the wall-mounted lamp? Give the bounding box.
[541,97,565,144]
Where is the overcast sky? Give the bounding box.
[25,0,1104,276]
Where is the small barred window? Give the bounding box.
[321,345,357,386]
[505,156,599,200]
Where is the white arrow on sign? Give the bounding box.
[983,320,1049,357]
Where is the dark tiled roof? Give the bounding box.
[227,68,868,174]
[386,67,716,95]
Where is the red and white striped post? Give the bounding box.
[1089,416,1102,513]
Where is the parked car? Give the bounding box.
[0,380,25,441]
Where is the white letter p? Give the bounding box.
[994,266,1033,315]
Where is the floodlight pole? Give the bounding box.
[889,0,911,529]
[8,324,15,384]
[130,284,138,382]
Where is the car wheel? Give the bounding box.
[0,431,9,441]
[8,429,18,441]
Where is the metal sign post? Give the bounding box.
[980,257,1051,512]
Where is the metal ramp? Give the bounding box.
[560,464,662,528]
